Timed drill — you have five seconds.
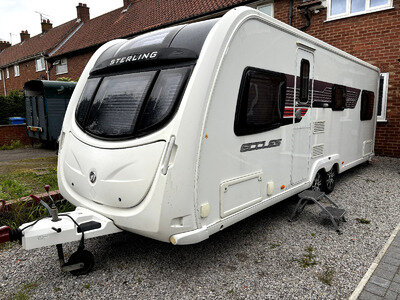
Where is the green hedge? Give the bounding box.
[0,90,25,125]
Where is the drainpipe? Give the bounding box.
[297,1,322,31]
[44,55,49,80]
[299,7,311,31]
[289,0,294,26]
[1,69,6,96]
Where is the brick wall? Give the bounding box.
[0,124,32,146]
[274,0,400,157]
[0,59,47,95]
[49,51,94,82]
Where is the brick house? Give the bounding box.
[0,0,398,156]
[0,3,91,95]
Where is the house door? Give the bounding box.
[291,47,314,185]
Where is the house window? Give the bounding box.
[257,2,274,17]
[56,58,68,75]
[377,73,389,122]
[234,67,286,136]
[360,90,374,121]
[0,70,2,81]
[14,64,20,77]
[328,0,393,20]
[332,84,346,111]
[6,68,9,79]
[35,57,45,72]
[299,59,310,104]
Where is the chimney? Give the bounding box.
[41,19,53,33]
[76,3,90,22]
[0,41,11,52]
[20,30,30,43]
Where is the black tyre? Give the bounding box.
[66,250,95,276]
[322,167,336,194]
[311,170,324,192]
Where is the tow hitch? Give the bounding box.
[0,186,122,275]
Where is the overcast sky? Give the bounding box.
[0,0,123,44]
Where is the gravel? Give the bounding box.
[0,156,399,299]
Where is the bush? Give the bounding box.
[0,90,25,125]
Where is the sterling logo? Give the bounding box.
[109,51,158,66]
[89,171,97,184]
[240,139,282,153]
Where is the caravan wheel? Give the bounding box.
[323,167,336,194]
[311,171,324,192]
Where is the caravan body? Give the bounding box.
[56,7,379,245]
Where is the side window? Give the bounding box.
[299,59,310,104]
[332,84,346,110]
[360,90,374,121]
[234,67,286,136]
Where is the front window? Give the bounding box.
[257,2,274,17]
[14,64,20,77]
[56,58,68,75]
[377,73,389,122]
[6,68,9,79]
[328,0,393,20]
[76,66,191,139]
[35,57,45,72]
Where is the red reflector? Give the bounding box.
[0,226,11,243]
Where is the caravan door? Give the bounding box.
[291,47,314,185]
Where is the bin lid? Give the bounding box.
[9,117,25,120]
[24,80,76,99]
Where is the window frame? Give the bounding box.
[377,72,389,122]
[234,67,287,136]
[14,64,20,77]
[35,57,45,72]
[257,2,274,17]
[56,58,68,75]
[0,70,2,81]
[327,0,393,21]
[6,68,9,79]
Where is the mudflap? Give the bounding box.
[21,207,122,250]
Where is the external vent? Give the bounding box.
[313,121,325,134]
[363,140,373,156]
[312,144,324,158]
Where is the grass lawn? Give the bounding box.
[0,156,74,238]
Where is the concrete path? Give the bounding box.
[0,147,57,162]
[353,224,400,299]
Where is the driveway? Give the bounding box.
[0,156,399,299]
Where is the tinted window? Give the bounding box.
[360,90,374,121]
[75,66,191,139]
[299,59,310,104]
[136,67,190,132]
[234,68,286,136]
[332,84,346,111]
[84,71,156,137]
[75,78,101,126]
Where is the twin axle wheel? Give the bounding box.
[311,167,337,194]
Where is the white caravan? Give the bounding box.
[0,6,379,274]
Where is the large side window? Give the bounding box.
[234,67,286,136]
[332,84,346,111]
[299,59,310,104]
[360,90,374,121]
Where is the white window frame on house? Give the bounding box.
[14,64,20,77]
[377,72,389,122]
[35,57,45,72]
[0,70,2,81]
[257,2,274,17]
[56,58,68,75]
[327,0,393,21]
[6,67,9,78]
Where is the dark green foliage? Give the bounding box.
[0,90,25,125]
